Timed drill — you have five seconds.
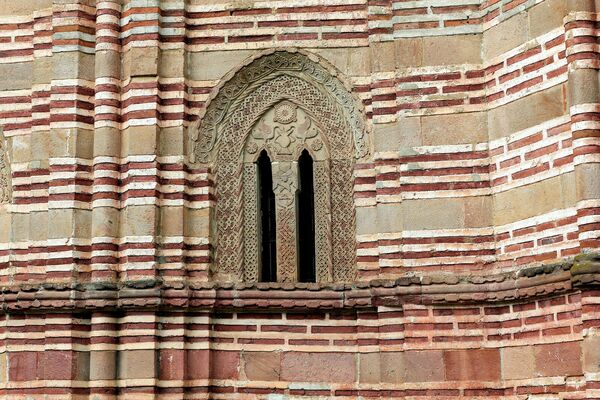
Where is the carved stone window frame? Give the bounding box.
[0,127,11,205]
[188,49,370,283]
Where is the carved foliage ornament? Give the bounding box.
[0,130,11,204]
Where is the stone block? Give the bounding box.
[359,352,380,384]
[187,50,253,81]
[569,69,600,106]
[90,351,117,380]
[93,127,121,157]
[488,85,567,140]
[377,203,403,233]
[241,351,281,381]
[121,206,157,237]
[483,13,528,61]
[401,198,464,230]
[29,211,47,241]
[159,126,185,156]
[494,175,571,225]
[160,206,184,236]
[91,207,120,238]
[159,49,185,78]
[186,350,209,380]
[356,206,378,235]
[421,112,487,146]
[281,352,356,383]
[381,352,403,383]
[370,41,396,72]
[373,117,422,152]
[184,208,210,237]
[423,34,481,65]
[583,335,600,372]
[0,352,6,383]
[210,350,240,380]
[444,349,501,381]
[315,47,371,76]
[160,349,184,380]
[396,38,423,67]
[95,50,121,79]
[0,0,51,14]
[8,352,40,381]
[528,0,566,39]
[42,351,89,381]
[124,47,159,78]
[534,342,582,377]
[118,350,156,380]
[121,126,158,156]
[403,350,445,382]
[464,196,493,228]
[502,346,535,380]
[0,62,33,90]
[53,53,95,81]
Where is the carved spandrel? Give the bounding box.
[272,161,298,283]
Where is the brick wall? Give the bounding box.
[0,0,599,397]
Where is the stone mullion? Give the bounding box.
[565,0,600,252]
[272,161,298,283]
[242,163,260,282]
[314,161,332,282]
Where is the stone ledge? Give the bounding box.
[0,253,598,313]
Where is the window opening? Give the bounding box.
[258,150,277,282]
[297,149,316,282]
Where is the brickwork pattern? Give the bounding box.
[0,0,599,397]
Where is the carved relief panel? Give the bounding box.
[242,102,332,282]
[188,50,370,283]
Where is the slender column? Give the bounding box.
[565,0,600,251]
[91,0,122,281]
[272,161,298,283]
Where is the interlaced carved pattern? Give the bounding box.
[190,51,364,282]
[242,164,260,282]
[0,131,11,204]
[314,161,332,282]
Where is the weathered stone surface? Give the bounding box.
[502,346,535,380]
[118,350,156,380]
[242,351,281,381]
[534,342,582,377]
[281,352,356,383]
[444,349,501,381]
[211,350,240,380]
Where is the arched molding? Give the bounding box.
[189,48,371,164]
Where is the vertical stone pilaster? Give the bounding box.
[89,312,118,399]
[91,0,122,282]
[272,161,298,283]
[565,0,600,252]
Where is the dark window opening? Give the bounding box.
[297,149,316,282]
[258,150,277,282]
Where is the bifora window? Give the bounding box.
[188,51,369,283]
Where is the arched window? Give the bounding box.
[257,150,277,282]
[297,149,316,283]
[189,51,369,283]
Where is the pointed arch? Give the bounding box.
[189,50,368,283]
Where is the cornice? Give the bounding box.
[1,253,598,313]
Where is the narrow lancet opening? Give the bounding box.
[297,149,316,282]
[257,150,277,282]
